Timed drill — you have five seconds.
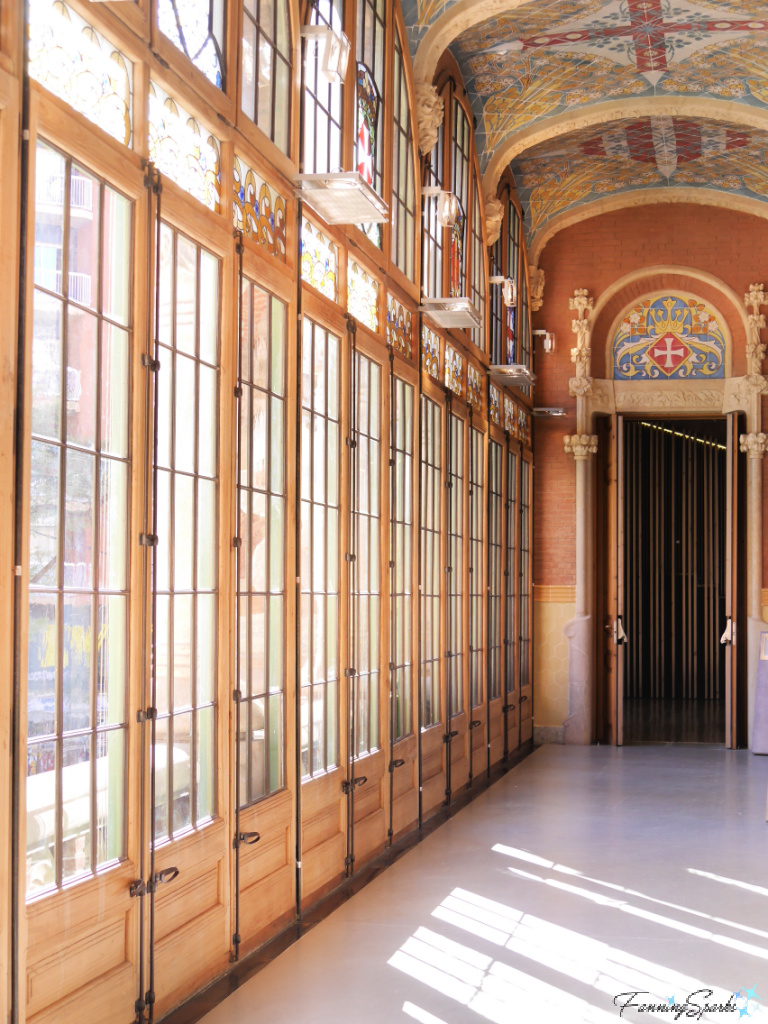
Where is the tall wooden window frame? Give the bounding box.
[468,423,484,709]
[153,221,221,843]
[299,317,342,777]
[236,277,288,806]
[350,349,382,756]
[26,139,133,895]
[419,394,441,728]
[390,375,414,740]
[449,98,470,300]
[390,25,416,283]
[241,0,292,155]
[505,444,518,697]
[421,122,444,301]
[519,455,532,694]
[157,0,226,90]
[487,439,503,701]
[303,0,345,175]
[446,408,464,716]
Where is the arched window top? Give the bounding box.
[241,0,292,155]
[157,0,225,88]
[391,23,416,281]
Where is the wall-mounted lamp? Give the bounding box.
[421,186,461,227]
[489,276,517,307]
[533,328,556,354]
[301,25,351,84]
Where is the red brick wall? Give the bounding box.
[532,203,768,587]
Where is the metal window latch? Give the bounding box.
[139,533,158,547]
[443,730,459,744]
[129,866,178,897]
[233,831,260,848]
[342,776,367,794]
[136,707,156,722]
[388,759,405,772]
[141,354,160,371]
[519,695,528,704]
[502,703,516,713]
[469,720,482,730]
[720,619,734,645]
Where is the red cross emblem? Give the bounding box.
[648,332,690,375]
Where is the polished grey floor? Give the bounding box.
[198,746,768,1024]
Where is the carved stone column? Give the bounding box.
[415,82,444,156]
[563,432,598,744]
[484,195,503,246]
[742,286,767,747]
[569,289,595,411]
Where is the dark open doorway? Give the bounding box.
[623,418,727,744]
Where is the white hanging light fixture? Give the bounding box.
[301,25,351,84]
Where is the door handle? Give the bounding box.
[720,619,733,645]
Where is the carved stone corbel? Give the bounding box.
[564,434,598,459]
[484,195,504,246]
[744,283,767,377]
[415,82,444,156]
[529,266,545,311]
[740,432,768,459]
[568,288,594,398]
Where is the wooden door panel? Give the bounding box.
[236,789,294,951]
[420,725,445,818]
[519,688,533,744]
[351,748,386,865]
[26,865,137,1024]
[488,698,504,765]
[300,767,345,903]
[152,821,229,1017]
[449,711,468,793]
[390,734,418,837]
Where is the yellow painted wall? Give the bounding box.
[533,587,575,730]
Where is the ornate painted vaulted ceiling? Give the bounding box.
[400,0,768,257]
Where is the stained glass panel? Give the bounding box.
[445,345,463,397]
[466,365,481,410]
[489,385,500,426]
[503,396,515,435]
[348,260,379,332]
[157,0,224,88]
[300,219,338,301]
[421,325,439,380]
[386,296,412,358]
[518,407,530,446]
[148,82,221,213]
[233,157,287,262]
[30,0,132,148]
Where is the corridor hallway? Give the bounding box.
[193,746,768,1024]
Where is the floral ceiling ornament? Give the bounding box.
[484,194,504,245]
[415,81,444,156]
[529,266,545,311]
[564,434,598,459]
[569,287,593,398]
[739,432,768,459]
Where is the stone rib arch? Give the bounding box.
[482,96,768,202]
[528,190,768,267]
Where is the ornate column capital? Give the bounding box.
[529,266,545,311]
[484,194,503,246]
[745,283,766,317]
[415,82,444,156]
[740,432,768,459]
[564,434,598,459]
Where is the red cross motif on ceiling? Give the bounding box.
[512,1,768,80]
[580,118,749,164]
[648,332,691,374]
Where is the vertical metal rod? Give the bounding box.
[484,424,492,780]
[146,168,163,1024]
[345,315,358,877]
[387,349,397,844]
[231,232,244,961]
[467,409,474,787]
[11,4,31,1020]
[444,393,453,805]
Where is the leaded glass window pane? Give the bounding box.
[391,30,416,281]
[420,396,441,727]
[469,427,484,707]
[27,141,132,896]
[241,0,292,154]
[157,0,224,88]
[391,377,414,740]
[447,412,464,715]
[237,280,287,805]
[304,0,344,175]
[153,224,220,842]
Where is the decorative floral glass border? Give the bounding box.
[30,0,133,147]
[386,296,412,358]
[348,260,379,332]
[148,81,221,212]
[421,325,440,380]
[489,385,500,426]
[233,157,287,262]
[300,218,338,301]
[518,407,530,445]
[466,365,482,410]
[503,396,515,435]
[445,345,463,397]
